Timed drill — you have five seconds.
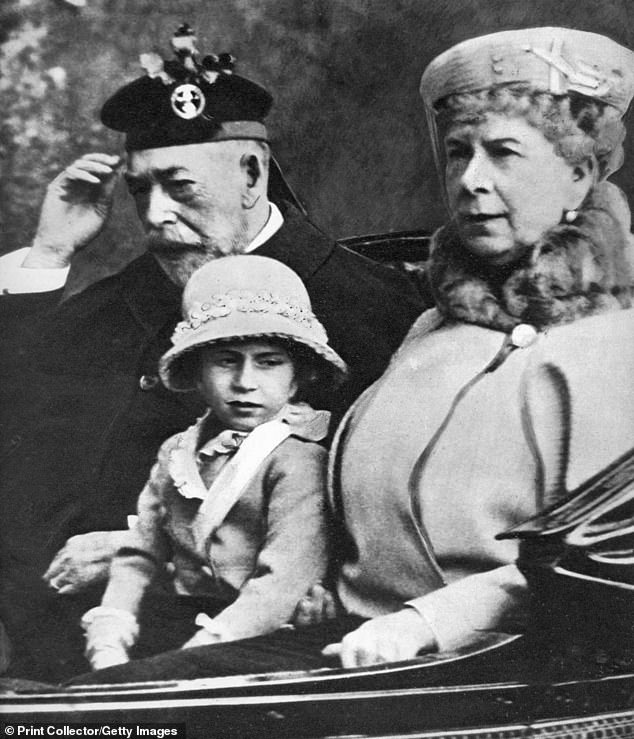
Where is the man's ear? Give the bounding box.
[567,157,595,209]
[241,153,262,209]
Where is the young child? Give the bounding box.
[81,255,347,671]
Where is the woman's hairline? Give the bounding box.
[433,84,626,176]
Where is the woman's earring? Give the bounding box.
[564,209,578,223]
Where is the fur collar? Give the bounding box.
[428,182,633,333]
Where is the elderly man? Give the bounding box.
[0,28,424,681]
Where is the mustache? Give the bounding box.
[145,232,208,256]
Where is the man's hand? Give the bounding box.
[322,608,437,668]
[292,583,339,626]
[43,530,129,595]
[24,153,122,269]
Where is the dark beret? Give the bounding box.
[100,27,273,151]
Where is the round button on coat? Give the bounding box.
[511,323,538,348]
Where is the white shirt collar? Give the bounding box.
[244,202,284,253]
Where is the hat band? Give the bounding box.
[421,34,634,114]
[211,121,268,142]
[125,121,268,151]
[173,290,319,343]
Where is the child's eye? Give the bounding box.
[214,356,237,368]
[255,355,289,368]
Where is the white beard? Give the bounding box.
[146,222,251,287]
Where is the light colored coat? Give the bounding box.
[102,409,329,642]
[331,308,634,650]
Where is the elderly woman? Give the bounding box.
[69,27,634,684]
[325,26,634,667]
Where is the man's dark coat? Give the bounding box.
[0,205,424,679]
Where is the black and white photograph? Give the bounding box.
[1,1,633,736]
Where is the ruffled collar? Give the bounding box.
[428,181,633,333]
[169,403,330,500]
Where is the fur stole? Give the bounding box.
[428,182,633,332]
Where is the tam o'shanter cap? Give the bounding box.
[420,27,634,114]
[160,255,348,391]
[101,24,272,151]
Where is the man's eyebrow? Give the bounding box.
[124,166,189,181]
[485,137,522,145]
[158,166,190,178]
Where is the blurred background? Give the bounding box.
[1,0,633,291]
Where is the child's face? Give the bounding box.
[196,340,298,432]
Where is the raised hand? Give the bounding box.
[24,153,122,269]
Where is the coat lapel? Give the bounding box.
[118,253,183,336]
[254,203,336,281]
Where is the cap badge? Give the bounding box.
[171,83,206,119]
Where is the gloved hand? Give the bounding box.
[181,613,224,650]
[81,606,139,671]
[181,627,222,650]
[322,607,437,668]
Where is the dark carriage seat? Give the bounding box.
[338,230,434,305]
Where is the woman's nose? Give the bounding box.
[460,151,494,194]
[143,186,178,229]
[233,360,259,390]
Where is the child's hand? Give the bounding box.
[81,606,139,671]
[182,628,222,650]
[88,646,130,671]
